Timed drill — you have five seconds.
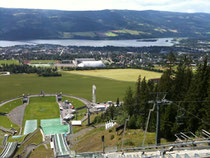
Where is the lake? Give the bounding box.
[0,38,176,47]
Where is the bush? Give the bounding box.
[110,135,114,140]
[124,139,134,146]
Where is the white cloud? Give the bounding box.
[0,0,209,13]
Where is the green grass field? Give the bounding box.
[29,60,58,64]
[105,32,118,37]
[62,96,85,109]
[0,60,19,65]
[0,116,19,129]
[68,69,162,82]
[0,72,134,102]
[23,96,60,126]
[0,99,22,113]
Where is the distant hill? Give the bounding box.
[0,8,210,40]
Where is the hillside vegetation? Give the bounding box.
[73,126,167,153]
[1,8,210,40]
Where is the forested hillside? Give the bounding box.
[94,54,210,141]
[1,8,210,40]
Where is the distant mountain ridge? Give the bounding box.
[0,8,210,40]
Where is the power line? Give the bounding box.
[173,102,210,126]
[174,100,210,103]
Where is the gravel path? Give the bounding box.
[8,103,27,126]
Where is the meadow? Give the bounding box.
[29,60,58,64]
[23,96,60,126]
[0,99,22,113]
[0,72,134,102]
[68,69,162,82]
[0,60,19,65]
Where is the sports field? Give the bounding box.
[29,60,58,64]
[0,60,19,65]
[23,96,60,126]
[0,72,134,102]
[68,69,162,82]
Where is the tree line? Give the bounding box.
[0,64,61,77]
[94,53,210,141]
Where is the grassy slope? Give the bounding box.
[23,96,60,126]
[0,116,19,129]
[15,130,44,157]
[0,72,134,102]
[68,69,162,82]
[62,96,85,109]
[0,99,22,113]
[75,108,87,120]
[73,127,168,153]
[29,144,53,158]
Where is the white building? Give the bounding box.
[77,61,105,67]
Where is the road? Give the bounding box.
[0,94,92,127]
[0,93,92,109]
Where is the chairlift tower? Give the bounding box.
[145,92,172,146]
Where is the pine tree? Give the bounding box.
[183,57,209,132]
[157,69,173,99]
[123,87,135,116]
[172,59,193,101]
[134,75,141,115]
[138,77,150,129]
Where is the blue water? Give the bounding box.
[0,38,175,47]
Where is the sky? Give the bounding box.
[0,0,210,13]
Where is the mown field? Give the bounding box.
[23,96,60,126]
[0,72,134,102]
[62,96,85,109]
[0,60,19,65]
[29,60,58,64]
[68,69,162,82]
[0,98,22,113]
[0,115,19,129]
